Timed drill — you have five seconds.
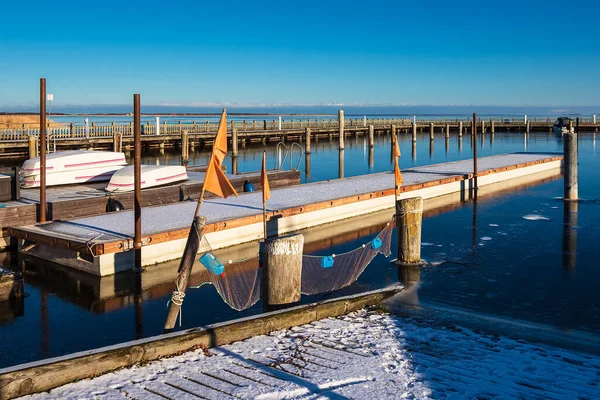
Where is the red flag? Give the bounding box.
[261,152,270,203]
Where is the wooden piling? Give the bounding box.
[133,94,142,273]
[481,120,485,134]
[564,132,578,200]
[338,110,345,150]
[232,128,238,157]
[181,130,189,165]
[445,123,450,138]
[368,125,375,148]
[396,197,423,265]
[305,127,311,154]
[491,120,495,134]
[112,132,122,153]
[412,121,417,142]
[27,136,38,159]
[39,78,47,223]
[459,121,463,137]
[473,113,478,191]
[429,123,434,141]
[262,233,304,305]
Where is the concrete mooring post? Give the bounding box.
[368,125,375,148]
[396,197,423,265]
[429,123,434,141]
[338,110,345,150]
[262,233,304,305]
[564,132,578,200]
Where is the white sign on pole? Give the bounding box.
[155,117,160,136]
[278,116,282,131]
[47,94,54,102]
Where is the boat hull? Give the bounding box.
[21,150,126,177]
[21,165,125,188]
[105,165,189,192]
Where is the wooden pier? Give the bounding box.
[8,153,562,276]
[1,116,598,157]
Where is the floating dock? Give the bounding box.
[8,152,562,276]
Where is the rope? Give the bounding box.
[170,283,186,327]
[395,208,423,217]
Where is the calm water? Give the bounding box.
[1,130,600,368]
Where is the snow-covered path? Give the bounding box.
[22,311,600,399]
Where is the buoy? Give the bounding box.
[243,180,254,192]
[371,237,382,250]
[199,252,225,276]
[320,256,335,268]
[106,197,125,212]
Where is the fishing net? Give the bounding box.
[300,217,395,295]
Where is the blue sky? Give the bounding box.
[1,0,598,110]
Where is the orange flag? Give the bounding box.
[212,109,228,167]
[394,156,403,195]
[261,152,270,203]
[203,156,238,198]
[393,139,401,158]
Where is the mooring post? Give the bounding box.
[181,130,189,165]
[305,127,311,154]
[232,128,238,157]
[564,131,578,201]
[368,125,375,148]
[412,121,417,142]
[133,94,142,273]
[429,122,434,141]
[112,131,122,153]
[39,78,47,223]
[338,110,345,150]
[396,197,423,265]
[593,114,597,125]
[472,113,478,192]
[526,120,530,134]
[445,123,450,138]
[262,233,304,305]
[491,120,495,134]
[459,121,463,137]
[28,135,38,159]
[481,120,485,134]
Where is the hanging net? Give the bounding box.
[300,217,394,295]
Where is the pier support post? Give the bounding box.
[396,197,423,265]
[429,123,434,141]
[181,130,189,165]
[262,233,304,305]
[133,94,142,273]
[445,123,450,138]
[305,127,311,154]
[491,120,495,134]
[481,120,485,134]
[232,128,238,157]
[564,132,578,200]
[412,122,417,142]
[112,132,122,153]
[526,120,530,134]
[368,125,375,148]
[593,115,597,125]
[338,110,345,150]
[28,136,38,159]
[459,122,463,137]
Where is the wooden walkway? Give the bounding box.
[9,153,562,275]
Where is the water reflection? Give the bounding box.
[338,150,344,179]
[562,201,578,270]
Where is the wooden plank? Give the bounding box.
[0,286,402,400]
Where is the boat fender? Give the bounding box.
[371,237,382,250]
[199,252,226,277]
[320,256,335,268]
[106,197,125,212]
[243,180,254,192]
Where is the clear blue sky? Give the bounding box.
[1,0,598,110]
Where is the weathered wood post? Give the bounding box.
[338,110,345,150]
[112,131,122,153]
[181,130,189,165]
[472,113,478,192]
[568,119,573,134]
[396,197,423,265]
[445,123,450,138]
[429,123,434,141]
[391,124,397,142]
[39,78,47,223]
[262,233,304,305]
[368,125,375,148]
[564,131,578,201]
[526,119,530,134]
[412,121,417,142]
[491,120,495,134]
[481,120,485,134]
[133,94,142,273]
[305,127,311,154]
[28,135,38,159]
[232,128,238,157]
[459,121,463,137]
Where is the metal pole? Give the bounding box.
[472,112,478,193]
[134,94,142,273]
[39,78,47,222]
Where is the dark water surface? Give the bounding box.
[1,131,600,368]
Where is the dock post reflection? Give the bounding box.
[232,156,238,175]
[429,139,434,158]
[305,153,311,179]
[412,141,417,160]
[41,289,49,356]
[562,200,578,269]
[458,136,463,153]
[134,272,144,339]
[445,136,449,153]
[368,147,374,171]
[338,150,344,179]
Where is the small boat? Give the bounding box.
[552,117,574,134]
[20,150,126,188]
[105,165,188,192]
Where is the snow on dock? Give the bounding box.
[9,152,562,275]
[20,310,600,399]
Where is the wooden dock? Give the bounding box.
[1,115,597,156]
[9,153,562,276]
[0,169,300,249]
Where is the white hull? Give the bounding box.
[105,165,188,192]
[21,166,125,188]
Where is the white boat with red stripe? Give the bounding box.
[105,165,189,192]
[20,150,127,188]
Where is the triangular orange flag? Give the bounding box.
[394,139,401,158]
[203,156,238,198]
[261,152,270,203]
[212,109,228,167]
[394,156,403,195]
